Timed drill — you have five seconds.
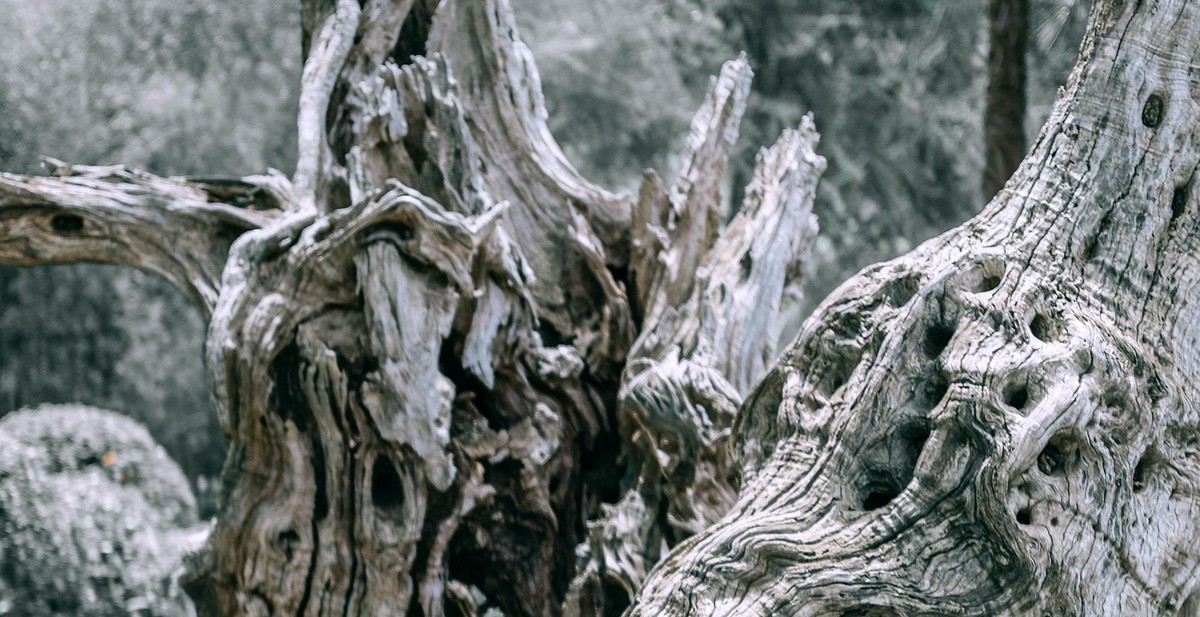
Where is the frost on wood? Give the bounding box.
[0,405,202,616]
[629,1,1200,615]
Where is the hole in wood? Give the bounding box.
[50,213,84,234]
[1005,384,1030,411]
[1133,449,1158,492]
[1142,93,1165,128]
[277,529,300,562]
[903,423,932,455]
[923,322,955,358]
[976,272,1002,292]
[371,456,406,515]
[881,274,921,307]
[1016,506,1032,525]
[861,483,901,511]
[923,373,950,408]
[1037,431,1077,477]
[1173,183,1190,222]
[1029,312,1058,342]
[967,259,1005,293]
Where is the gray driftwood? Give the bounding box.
[0,0,1195,615]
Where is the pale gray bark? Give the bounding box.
[629,0,1200,614]
[0,0,1194,615]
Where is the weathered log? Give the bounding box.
[1,0,1194,614]
[629,0,1200,614]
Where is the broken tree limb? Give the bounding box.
[0,161,282,314]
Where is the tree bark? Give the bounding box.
[1,0,1196,615]
[0,1,817,615]
[629,0,1200,614]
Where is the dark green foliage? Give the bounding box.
[0,405,199,616]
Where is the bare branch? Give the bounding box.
[565,64,824,612]
[0,162,282,315]
[293,0,360,213]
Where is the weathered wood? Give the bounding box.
[0,161,282,313]
[1,0,1195,614]
[566,84,823,613]
[629,0,1200,614]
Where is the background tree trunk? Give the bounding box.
[629,0,1200,614]
[984,0,1030,197]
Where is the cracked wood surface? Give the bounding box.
[629,0,1200,615]
[2,0,1198,614]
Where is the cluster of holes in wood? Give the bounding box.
[855,260,1030,512]
[1015,431,1080,527]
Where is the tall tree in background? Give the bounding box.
[984,0,1030,197]
[0,1,1197,616]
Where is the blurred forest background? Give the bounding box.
[0,0,1088,516]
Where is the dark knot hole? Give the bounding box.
[50,213,85,234]
[371,456,406,515]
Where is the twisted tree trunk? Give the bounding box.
[0,1,816,615]
[0,0,1195,615]
[630,0,1200,614]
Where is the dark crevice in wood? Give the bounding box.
[1133,448,1159,492]
[50,213,84,234]
[881,273,921,307]
[923,322,955,358]
[439,336,508,431]
[1037,431,1078,477]
[970,259,1006,292]
[1172,182,1190,223]
[923,371,950,408]
[392,0,437,66]
[1029,312,1058,342]
[370,454,406,516]
[1142,94,1165,128]
[1005,384,1030,411]
[861,481,901,511]
[270,341,310,431]
[310,430,330,521]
